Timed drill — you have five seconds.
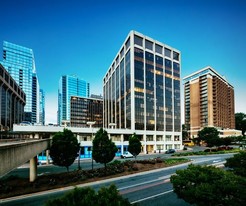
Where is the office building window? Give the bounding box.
[173,51,179,61]
[145,40,153,50]
[166,135,172,141]
[155,44,163,54]
[165,48,171,58]
[134,35,143,46]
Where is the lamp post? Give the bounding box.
[87,121,96,170]
[109,123,117,129]
[109,123,117,154]
[78,146,81,170]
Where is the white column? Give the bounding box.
[46,150,50,165]
[30,156,37,182]
[121,134,124,154]
[130,33,135,130]
[143,134,147,154]
[154,134,157,152]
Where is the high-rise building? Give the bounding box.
[183,66,236,137]
[70,96,103,128]
[39,89,45,125]
[1,41,40,124]
[58,75,90,125]
[0,64,26,130]
[90,94,103,100]
[103,30,182,153]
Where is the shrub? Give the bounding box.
[171,164,246,206]
[164,158,188,165]
[45,184,133,206]
[108,160,122,166]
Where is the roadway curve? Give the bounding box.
[0,153,234,206]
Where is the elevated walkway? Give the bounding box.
[0,139,50,181]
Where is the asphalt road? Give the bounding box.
[3,153,177,179]
[3,146,207,179]
[0,153,234,206]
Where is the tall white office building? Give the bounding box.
[103,31,182,153]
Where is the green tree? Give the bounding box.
[170,164,246,206]
[225,151,246,177]
[221,137,232,147]
[50,128,80,172]
[128,133,142,159]
[198,127,220,148]
[182,124,189,140]
[192,137,200,146]
[229,135,245,144]
[45,184,133,206]
[92,128,118,168]
[235,112,246,136]
[97,184,133,205]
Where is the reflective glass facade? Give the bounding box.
[1,41,39,123]
[156,55,164,131]
[0,64,26,130]
[103,31,181,134]
[39,89,45,125]
[134,48,144,130]
[58,75,90,125]
[70,96,103,127]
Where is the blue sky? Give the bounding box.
[1,0,246,123]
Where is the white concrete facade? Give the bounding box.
[13,124,183,154]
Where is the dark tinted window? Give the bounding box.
[173,51,179,61]
[165,48,171,57]
[134,35,143,46]
[155,44,162,54]
[145,40,153,50]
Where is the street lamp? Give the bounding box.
[78,146,82,170]
[109,123,117,129]
[87,121,96,170]
[109,123,117,154]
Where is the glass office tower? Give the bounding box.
[1,41,39,123]
[103,31,182,152]
[0,64,26,130]
[58,75,90,125]
[70,96,103,128]
[39,89,45,125]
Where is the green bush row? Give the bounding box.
[164,158,189,165]
[172,149,241,157]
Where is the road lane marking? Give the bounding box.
[118,175,171,191]
[131,189,174,203]
[163,178,170,183]
[0,157,227,203]
[119,179,170,195]
[212,159,221,163]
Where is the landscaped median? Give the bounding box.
[0,157,190,199]
[172,148,241,157]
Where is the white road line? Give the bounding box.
[131,190,174,204]
[118,175,171,191]
[0,158,227,203]
[119,160,225,192]
[129,161,226,203]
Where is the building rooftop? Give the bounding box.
[183,66,233,88]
